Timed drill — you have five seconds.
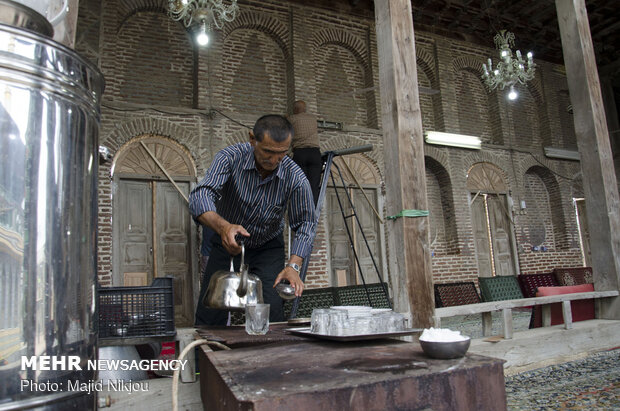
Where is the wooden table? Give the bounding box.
[197,326,507,411]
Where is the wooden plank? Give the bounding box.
[469,320,620,373]
[555,0,620,320]
[542,305,551,327]
[177,328,198,382]
[434,290,618,317]
[123,272,148,286]
[374,0,434,328]
[562,300,573,329]
[482,312,492,336]
[502,308,513,339]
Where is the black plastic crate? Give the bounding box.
[98,277,176,339]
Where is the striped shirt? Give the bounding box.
[189,143,317,258]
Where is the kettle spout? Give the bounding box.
[236,242,248,297]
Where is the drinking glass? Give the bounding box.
[245,303,270,335]
[327,310,349,336]
[310,309,330,334]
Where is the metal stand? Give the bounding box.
[289,145,391,318]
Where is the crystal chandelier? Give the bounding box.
[168,0,239,46]
[482,30,536,100]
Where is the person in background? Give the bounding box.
[287,100,321,205]
[189,114,317,325]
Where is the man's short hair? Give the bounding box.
[253,114,294,142]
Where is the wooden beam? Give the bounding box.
[555,0,620,319]
[374,0,434,328]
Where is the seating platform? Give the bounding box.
[434,290,618,339]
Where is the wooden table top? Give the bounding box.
[195,322,310,349]
[197,328,507,411]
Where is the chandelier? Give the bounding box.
[168,0,239,46]
[482,30,536,100]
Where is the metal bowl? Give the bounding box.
[275,281,296,300]
[419,338,471,359]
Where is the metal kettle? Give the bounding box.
[203,242,264,311]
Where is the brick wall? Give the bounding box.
[78,0,591,293]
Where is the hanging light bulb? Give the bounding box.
[196,21,209,46]
[508,85,518,100]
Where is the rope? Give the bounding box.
[386,209,429,220]
[172,338,231,411]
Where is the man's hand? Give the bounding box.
[197,211,250,255]
[220,224,250,255]
[274,257,304,297]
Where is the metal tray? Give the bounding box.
[286,327,422,342]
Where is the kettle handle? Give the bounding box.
[229,237,245,272]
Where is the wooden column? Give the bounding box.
[374,0,434,327]
[556,0,620,318]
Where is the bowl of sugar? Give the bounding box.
[418,328,470,359]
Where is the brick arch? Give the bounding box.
[452,56,504,143]
[517,154,580,199]
[223,11,290,60]
[571,172,584,198]
[525,165,569,249]
[101,117,199,160]
[425,155,459,254]
[113,134,197,178]
[423,145,449,166]
[333,154,381,185]
[416,48,438,89]
[518,154,581,181]
[463,152,516,192]
[116,0,167,32]
[452,55,485,75]
[311,28,369,70]
[224,129,250,147]
[320,134,382,167]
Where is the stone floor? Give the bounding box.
[505,347,620,410]
[443,310,620,410]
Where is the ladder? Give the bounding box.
[288,144,391,318]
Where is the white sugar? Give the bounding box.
[419,327,469,342]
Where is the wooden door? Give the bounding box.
[155,181,193,325]
[471,195,493,277]
[487,195,516,277]
[118,180,153,281]
[353,189,383,284]
[327,187,383,286]
[328,189,354,285]
[115,179,194,326]
[470,193,516,277]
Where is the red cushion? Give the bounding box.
[532,284,595,327]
